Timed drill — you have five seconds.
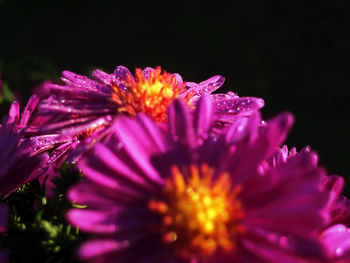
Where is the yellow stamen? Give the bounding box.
[149,164,244,258]
[111,66,193,122]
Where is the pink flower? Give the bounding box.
[67,96,335,262]
[0,96,67,195]
[30,66,264,162]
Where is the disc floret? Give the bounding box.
[149,164,244,259]
[112,66,190,122]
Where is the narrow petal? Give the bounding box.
[322,224,350,260]
[193,95,213,142]
[67,209,117,234]
[167,99,196,149]
[19,94,39,127]
[113,116,164,184]
[77,239,130,260]
[214,96,265,115]
[185,75,225,102]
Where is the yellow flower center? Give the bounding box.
[111,66,192,122]
[149,164,244,259]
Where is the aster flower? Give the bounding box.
[67,96,335,262]
[29,66,264,162]
[0,96,69,196]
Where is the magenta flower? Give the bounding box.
[29,66,264,161]
[0,95,68,196]
[67,96,335,262]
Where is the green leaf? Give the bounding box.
[0,82,15,104]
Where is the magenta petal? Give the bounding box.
[0,95,65,195]
[68,182,116,208]
[193,95,213,142]
[0,145,49,195]
[186,75,225,103]
[19,95,39,127]
[48,83,110,97]
[36,115,101,134]
[242,230,326,263]
[167,99,196,149]
[260,112,294,160]
[135,114,168,153]
[171,73,183,85]
[61,70,102,92]
[322,224,350,260]
[142,67,156,80]
[79,156,148,199]
[4,101,20,126]
[113,116,164,184]
[77,239,129,260]
[329,196,350,227]
[47,139,78,164]
[214,96,265,115]
[114,65,134,89]
[61,116,112,136]
[324,175,344,198]
[245,205,327,235]
[87,143,159,190]
[92,69,113,86]
[68,207,156,235]
[67,209,117,234]
[224,115,253,144]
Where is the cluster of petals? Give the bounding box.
[0,94,75,198]
[0,95,52,195]
[261,145,350,262]
[0,65,348,263]
[66,95,346,262]
[29,66,264,162]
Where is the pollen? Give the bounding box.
[148,164,244,258]
[111,66,192,122]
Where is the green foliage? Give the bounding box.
[0,82,15,104]
[1,164,85,263]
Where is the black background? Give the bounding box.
[1,0,349,193]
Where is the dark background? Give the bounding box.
[1,0,349,193]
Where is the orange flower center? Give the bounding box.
[149,164,244,259]
[111,66,192,122]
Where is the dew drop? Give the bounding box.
[335,247,344,257]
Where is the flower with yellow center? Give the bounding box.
[149,164,245,259]
[111,66,192,122]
